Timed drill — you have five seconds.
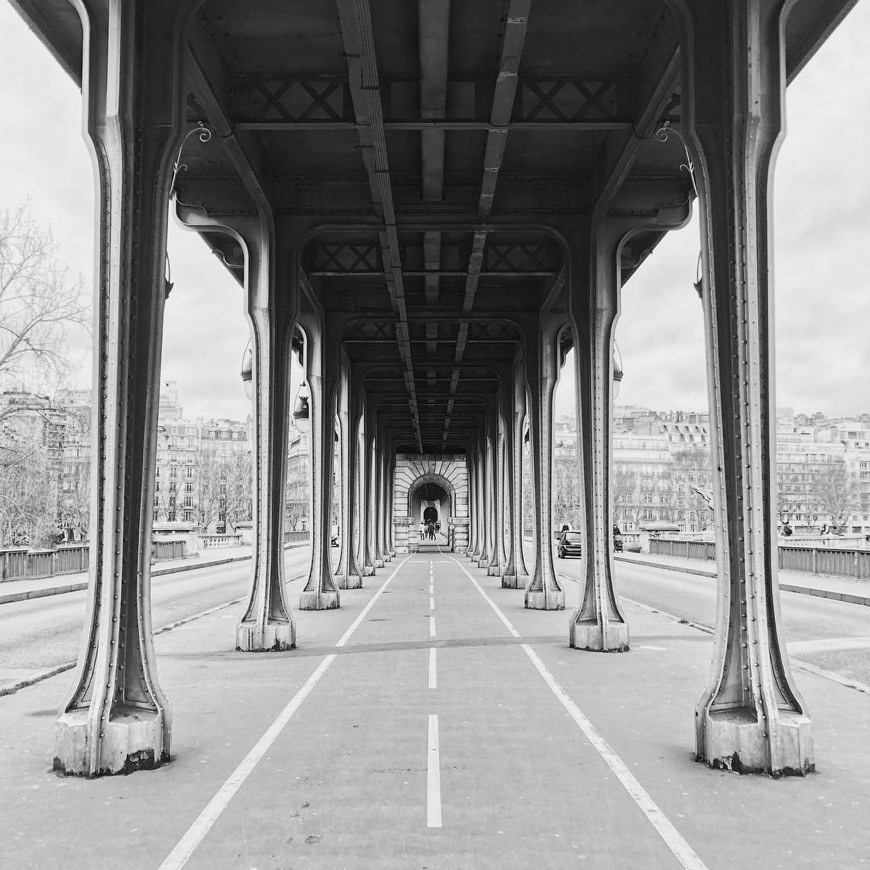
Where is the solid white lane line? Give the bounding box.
[429,647,437,689]
[158,557,410,870]
[430,596,435,610]
[448,556,709,870]
[427,714,442,828]
[429,616,436,638]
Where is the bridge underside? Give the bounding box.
[11,0,857,779]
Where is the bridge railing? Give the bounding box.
[649,536,870,580]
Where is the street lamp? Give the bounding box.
[292,383,310,433]
[613,342,624,400]
[240,341,253,401]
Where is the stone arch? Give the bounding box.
[392,455,469,552]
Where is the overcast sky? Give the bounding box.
[0,2,868,423]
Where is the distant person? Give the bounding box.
[820,523,827,536]
[782,523,793,537]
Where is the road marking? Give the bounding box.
[638,645,667,651]
[448,556,708,870]
[430,596,435,611]
[427,714,442,828]
[620,596,870,696]
[1,570,310,699]
[158,557,410,870]
[787,636,870,654]
[429,647,437,689]
[430,616,437,638]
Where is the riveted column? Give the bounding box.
[466,441,478,559]
[477,423,493,568]
[503,354,531,588]
[53,0,200,777]
[363,401,380,572]
[351,385,371,578]
[377,427,391,562]
[299,315,340,611]
[334,359,361,589]
[569,225,629,653]
[371,422,385,569]
[677,0,812,775]
[524,317,565,610]
[487,400,507,577]
[236,222,298,649]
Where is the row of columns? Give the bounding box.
[55,0,811,780]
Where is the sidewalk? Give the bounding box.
[616,550,870,607]
[0,543,305,606]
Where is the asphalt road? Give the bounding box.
[554,552,870,687]
[0,547,314,684]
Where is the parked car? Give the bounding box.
[557,530,583,558]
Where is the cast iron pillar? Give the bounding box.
[678,0,812,775]
[54,0,199,777]
[376,427,391,562]
[524,316,565,610]
[236,221,298,649]
[363,402,380,572]
[334,359,361,589]
[569,226,629,652]
[466,443,479,558]
[503,355,531,588]
[477,429,493,568]
[351,387,371,578]
[299,314,340,610]
[487,401,507,577]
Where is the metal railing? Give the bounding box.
[778,546,870,580]
[284,530,311,544]
[200,534,243,549]
[649,536,870,580]
[649,538,717,561]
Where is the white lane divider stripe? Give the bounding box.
[429,616,436,638]
[427,714,442,828]
[447,556,708,870]
[158,557,411,870]
[429,647,437,689]
[430,596,435,610]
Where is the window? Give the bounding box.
[186,465,194,478]
[185,482,193,493]
[170,466,178,478]
[184,496,193,508]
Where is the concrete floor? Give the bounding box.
[2,552,869,869]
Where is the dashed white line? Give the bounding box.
[429,647,437,689]
[427,714,442,828]
[430,596,435,610]
[429,616,437,637]
[448,555,708,870]
[158,557,410,870]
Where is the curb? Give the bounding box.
[614,554,870,607]
[0,541,309,606]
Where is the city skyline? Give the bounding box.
[0,4,868,422]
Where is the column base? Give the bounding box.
[54,708,169,777]
[697,709,814,776]
[476,557,489,568]
[569,620,629,652]
[236,619,296,652]
[299,589,340,610]
[374,558,384,568]
[487,563,502,577]
[383,553,392,563]
[525,588,565,610]
[363,564,375,576]
[502,573,529,589]
[335,573,363,590]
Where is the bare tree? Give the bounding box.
[223,452,253,529]
[0,202,88,399]
[810,459,859,531]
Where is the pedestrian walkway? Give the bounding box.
[615,550,870,606]
[1,551,869,869]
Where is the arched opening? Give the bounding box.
[407,474,455,546]
[423,505,438,523]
